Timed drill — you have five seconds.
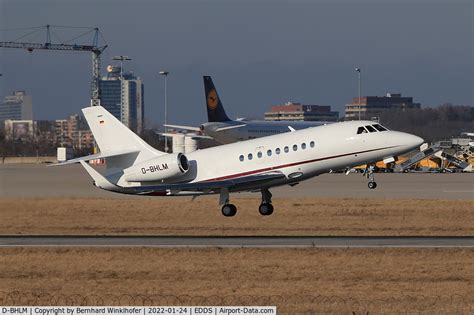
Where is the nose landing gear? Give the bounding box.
[364,165,377,189]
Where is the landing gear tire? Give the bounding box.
[368,181,377,189]
[258,203,274,216]
[221,204,237,217]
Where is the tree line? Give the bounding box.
[377,104,473,142]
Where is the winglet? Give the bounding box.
[79,161,119,191]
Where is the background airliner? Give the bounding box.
[165,76,332,144]
[58,105,423,217]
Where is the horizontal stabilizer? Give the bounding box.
[50,149,139,166]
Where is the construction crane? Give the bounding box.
[0,24,108,106]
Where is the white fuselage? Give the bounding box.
[118,120,423,193]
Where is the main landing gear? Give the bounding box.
[258,188,274,216]
[221,203,237,217]
[218,188,275,217]
[364,165,377,189]
[220,188,237,217]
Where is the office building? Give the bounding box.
[264,102,339,122]
[4,120,35,140]
[99,65,144,134]
[55,114,93,149]
[0,91,33,121]
[345,93,421,120]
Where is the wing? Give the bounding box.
[164,124,201,132]
[214,124,247,132]
[127,171,286,196]
[158,132,213,140]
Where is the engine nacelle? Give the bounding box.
[123,153,189,182]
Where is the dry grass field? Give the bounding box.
[0,197,473,235]
[1,247,473,313]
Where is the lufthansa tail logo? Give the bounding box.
[207,89,218,110]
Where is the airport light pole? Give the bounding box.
[355,67,361,120]
[159,70,169,152]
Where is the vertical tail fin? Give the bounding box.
[82,106,165,171]
[203,76,231,122]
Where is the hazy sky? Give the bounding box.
[0,0,472,126]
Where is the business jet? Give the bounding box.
[58,106,423,217]
[165,76,333,144]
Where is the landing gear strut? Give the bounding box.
[364,165,377,189]
[219,188,237,217]
[259,189,274,216]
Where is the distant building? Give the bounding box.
[264,102,339,122]
[4,120,35,140]
[35,120,56,144]
[345,93,421,120]
[0,91,33,121]
[55,114,93,149]
[99,65,144,134]
[4,120,56,142]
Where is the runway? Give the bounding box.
[1,236,474,248]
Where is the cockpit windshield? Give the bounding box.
[357,126,368,134]
[365,125,377,133]
[373,124,388,131]
[357,124,389,134]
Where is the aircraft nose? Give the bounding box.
[405,133,424,148]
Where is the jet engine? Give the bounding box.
[123,153,190,182]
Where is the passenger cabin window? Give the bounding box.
[284,146,289,153]
[239,155,244,162]
[267,149,272,157]
[293,144,298,151]
[257,151,263,158]
[373,124,388,132]
[365,125,377,133]
[248,153,253,160]
[310,141,315,148]
[301,143,306,149]
[357,126,368,134]
[276,148,281,154]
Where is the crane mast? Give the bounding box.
[0,25,107,106]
